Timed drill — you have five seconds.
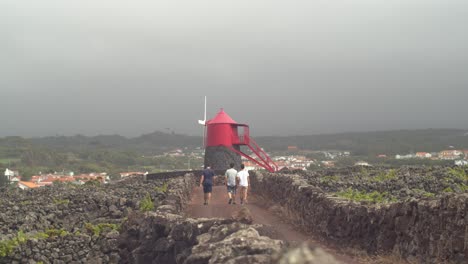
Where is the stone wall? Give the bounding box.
[118,212,340,264]
[250,171,467,263]
[204,145,242,171]
[0,170,342,264]
[0,174,195,264]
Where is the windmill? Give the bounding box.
[202,108,278,172]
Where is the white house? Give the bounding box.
[355,161,371,167]
[455,160,468,166]
[10,176,21,184]
[4,168,15,181]
[395,154,415,160]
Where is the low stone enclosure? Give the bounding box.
[0,174,189,263]
[0,171,340,264]
[1,166,465,263]
[251,166,468,263]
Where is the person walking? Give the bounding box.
[237,164,250,205]
[225,163,238,205]
[200,164,215,205]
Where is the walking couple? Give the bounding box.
[225,163,249,205]
[199,163,250,205]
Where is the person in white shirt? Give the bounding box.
[225,163,238,205]
[236,164,250,204]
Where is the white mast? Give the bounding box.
[198,96,207,125]
[197,96,207,148]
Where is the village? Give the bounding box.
[3,147,468,190]
[393,149,468,165]
[2,169,148,190]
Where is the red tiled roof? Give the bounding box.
[19,181,39,189]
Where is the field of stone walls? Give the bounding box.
[0,176,176,263]
[301,166,467,202]
[251,166,468,263]
[1,173,343,264]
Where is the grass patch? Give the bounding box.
[336,188,397,203]
[412,189,436,198]
[20,200,32,206]
[53,199,70,205]
[320,175,339,183]
[447,167,468,181]
[154,182,169,193]
[84,179,101,186]
[443,187,454,193]
[0,228,78,257]
[85,223,120,237]
[139,193,155,212]
[372,169,397,182]
[0,158,20,164]
[457,183,468,192]
[45,228,69,237]
[0,230,27,257]
[360,167,369,178]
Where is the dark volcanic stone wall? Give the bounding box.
[251,172,468,263]
[0,174,195,264]
[204,145,241,171]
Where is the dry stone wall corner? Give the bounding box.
[250,171,467,263]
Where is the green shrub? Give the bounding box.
[0,238,17,257]
[154,182,169,193]
[372,169,397,182]
[447,167,468,181]
[53,199,70,205]
[0,230,27,257]
[336,188,396,203]
[20,200,32,206]
[0,228,72,257]
[84,180,101,186]
[443,187,454,193]
[320,176,339,183]
[32,232,49,240]
[423,192,435,198]
[458,183,468,192]
[45,228,69,237]
[413,189,436,198]
[360,167,369,178]
[85,223,120,237]
[139,193,155,212]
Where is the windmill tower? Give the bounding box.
[198,102,277,172]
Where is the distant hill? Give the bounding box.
[255,129,468,155]
[25,131,202,154]
[1,129,468,156]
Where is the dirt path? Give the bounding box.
[185,185,362,264]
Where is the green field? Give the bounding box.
[0,158,20,165]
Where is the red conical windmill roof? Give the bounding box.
[206,108,237,125]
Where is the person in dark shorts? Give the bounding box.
[225,163,238,204]
[200,164,215,205]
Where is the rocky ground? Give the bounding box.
[119,210,339,264]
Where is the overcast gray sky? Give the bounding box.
[1,0,467,137]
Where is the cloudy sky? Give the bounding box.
[1,0,467,137]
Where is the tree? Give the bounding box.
[20,168,35,181]
[0,169,8,187]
